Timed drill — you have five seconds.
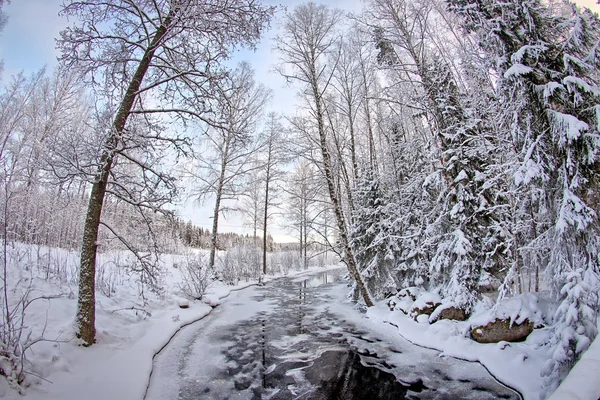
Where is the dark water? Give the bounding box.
[146,269,520,400]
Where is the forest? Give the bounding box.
[0,0,599,398]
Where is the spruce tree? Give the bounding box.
[447,0,600,393]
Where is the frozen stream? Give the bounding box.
[145,269,520,399]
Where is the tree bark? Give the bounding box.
[347,99,359,182]
[262,154,271,275]
[209,140,230,271]
[75,8,176,346]
[356,47,378,173]
[309,65,373,306]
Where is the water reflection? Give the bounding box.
[212,268,519,399]
[150,268,520,400]
[295,268,345,288]
[304,349,425,399]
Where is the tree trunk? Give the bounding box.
[299,203,303,268]
[262,162,271,275]
[309,68,373,307]
[75,8,176,346]
[208,192,222,271]
[209,152,229,270]
[359,58,378,172]
[303,202,308,270]
[347,100,359,182]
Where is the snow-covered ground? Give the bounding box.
[365,291,600,400]
[1,243,598,399]
[367,303,546,398]
[546,335,600,400]
[0,243,335,399]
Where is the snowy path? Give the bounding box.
[145,269,520,399]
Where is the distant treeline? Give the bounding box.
[172,218,275,251]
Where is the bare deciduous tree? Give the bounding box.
[258,112,288,274]
[276,2,373,306]
[184,62,270,271]
[58,0,274,345]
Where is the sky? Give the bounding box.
[0,0,598,242]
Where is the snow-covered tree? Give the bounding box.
[350,171,398,299]
[276,2,374,306]
[447,0,600,391]
[184,62,270,271]
[58,0,275,346]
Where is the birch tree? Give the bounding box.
[258,112,288,274]
[276,2,373,306]
[186,62,269,270]
[58,0,274,346]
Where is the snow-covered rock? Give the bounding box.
[176,298,190,309]
[470,292,546,328]
[409,292,441,321]
[429,303,467,323]
[471,318,534,344]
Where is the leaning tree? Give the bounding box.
[58,0,274,346]
[275,2,373,306]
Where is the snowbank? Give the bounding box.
[547,335,600,400]
[0,244,336,400]
[367,296,551,399]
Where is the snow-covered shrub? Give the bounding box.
[96,261,120,298]
[178,252,211,300]
[0,246,61,391]
[541,269,598,398]
[217,245,262,285]
[270,250,297,275]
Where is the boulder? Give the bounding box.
[410,302,440,321]
[387,297,413,314]
[177,298,190,309]
[471,318,534,344]
[429,305,467,323]
[409,293,441,321]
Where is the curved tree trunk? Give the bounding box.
[76,8,176,346]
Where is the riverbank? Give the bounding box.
[0,244,338,400]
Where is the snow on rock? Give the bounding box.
[547,335,600,400]
[202,294,221,308]
[397,286,423,301]
[409,292,442,321]
[469,292,547,328]
[368,295,552,399]
[412,292,442,310]
[176,297,190,309]
[415,314,430,324]
[429,302,467,323]
[387,297,413,314]
[471,318,534,344]
[387,286,422,314]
